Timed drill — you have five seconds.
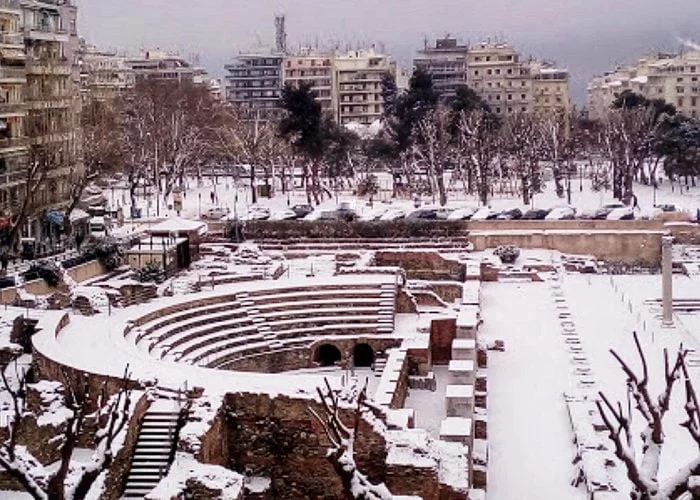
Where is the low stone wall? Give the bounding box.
[375,251,466,281]
[470,230,664,266]
[66,259,108,283]
[244,220,469,240]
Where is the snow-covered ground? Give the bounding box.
[481,280,585,500]
[474,271,700,500]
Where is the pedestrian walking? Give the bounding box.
[0,251,8,275]
[75,231,84,252]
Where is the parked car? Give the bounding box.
[447,207,478,221]
[470,207,498,220]
[359,206,388,221]
[656,203,681,213]
[291,204,314,218]
[407,208,439,220]
[269,208,298,221]
[201,207,229,220]
[592,203,625,220]
[496,208,523,220]
[545,206,576,220]
[607,207,634,220]
[521,208,550,220]
[378,208,407,221]
[316,210,343,221]
[247,206,271,221]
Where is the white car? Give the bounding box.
[247,206,271,221]
[545,206,576,220]
[447,207,478,221]
[201,207,228,220]
[607,207,634,220]
[269,208,298,221]
[470,207,497,220]
[359,207,388,221]
[379,208,407,221]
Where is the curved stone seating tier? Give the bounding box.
[125,279,397,371]
[181,322,383,366]
[136,307,249,347]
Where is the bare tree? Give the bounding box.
[503,112,543,206]
[457,108,501,206]
[0,363,133,500]
[601,107,656,203]
[216,108,281,205]
[308,378,392,500]
[412,108,452,206]
[597,332,700,499]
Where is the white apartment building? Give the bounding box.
[281,52,335,116]
[334,49,396,125]
[414,37,469,100]
[79,42,134,101]
[414,39,571,116]
[587,50,700,120]
[467,42,534,115]
[224,53,283,113]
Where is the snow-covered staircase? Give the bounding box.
[373,355,388,376]
[122,400,182,498]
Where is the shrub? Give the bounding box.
[24,261,60,287]
[137,260,165,284]
[82,236,124,270]
[494,245,520,264]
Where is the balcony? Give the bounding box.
[25,26,68,43]
[0,66,25,82]
[0,136,26,150]
[0,101,26,115]
[0,32,22,46]
[25,59,71,75]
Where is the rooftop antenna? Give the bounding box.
[275,14,287,54]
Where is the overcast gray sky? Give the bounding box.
[75,0,700,104]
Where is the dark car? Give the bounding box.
[496,208,523,220]
[291,204,314,219]
[407,208,439,220]
[521,208,550,220]
[593,203,625,220]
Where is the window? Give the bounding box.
[507,94,512,100]
[508,107,512,113]
[474,70,479,76]
[486,56,491,62]
[678,97,684,107]
[521,94,526,99]
[487,69,492,75]
[475,57,482,62]
[693,97,698,107]
[677,77,684,82]
[495,107,501,113]
[496,94,501,100]
[495,69,500,75]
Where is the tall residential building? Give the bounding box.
[588,50,700,120]
[21,0,80,240]
[414,37,469,100]
[414,39,571,116]
[334,49,396,125]
[224,53,283,113]
[529,61,571,115]
[0,0,28,220]
[125,49,207,83]
[281,52,334,115]
[78,42,134,101]
[467,42,534,115]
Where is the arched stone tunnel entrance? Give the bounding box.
[353,343,375,368]
[315,344,342,367]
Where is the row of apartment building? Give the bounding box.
[224,47,400,125]
[587,49,700,120]
[0,0,81,243]
[414,38,571,116]
[78,45,221,101]
[224,38,570,125]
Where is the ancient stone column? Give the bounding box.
[662,235,674,326]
